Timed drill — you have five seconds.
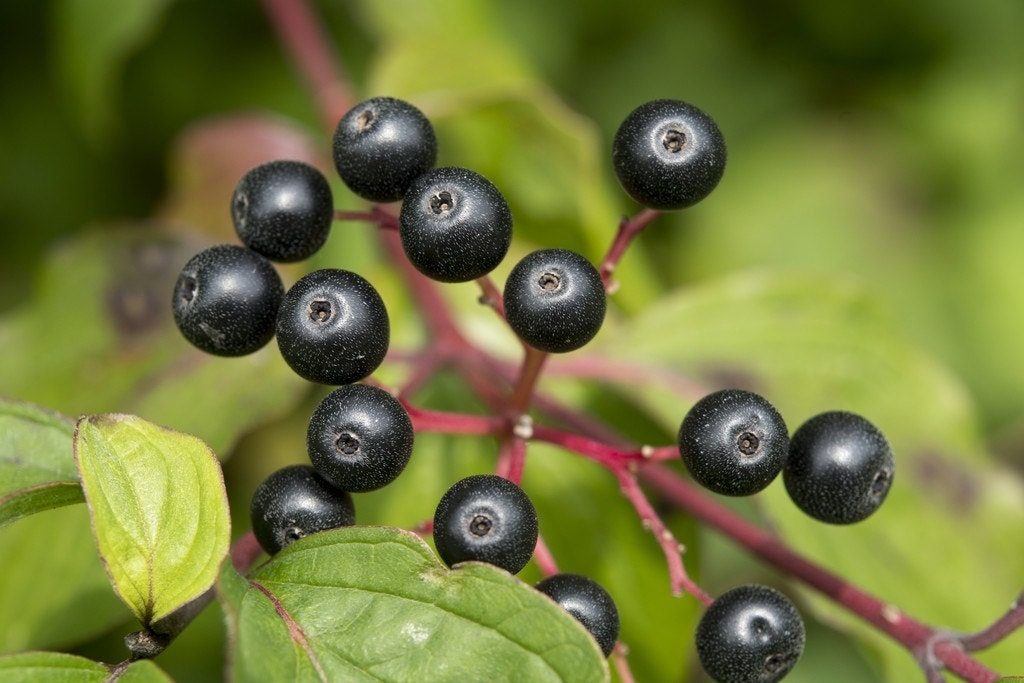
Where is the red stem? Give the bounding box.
[638,464,1001,683]
[259,0,352,130]
[598,208,663,289]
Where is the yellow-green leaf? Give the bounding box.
[74,414,229,626]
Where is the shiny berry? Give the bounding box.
[433,474,538,575]
[275,269,390,385]
[249,464,356,555]
[612,99,726,210]
[171,244,284,356]
[535,573,620,657]
[332,96,438,203]
[230,160,334,262]
[503,248,606,354]
[784,411,895,524]
[399,166,513,283]
[696,584,805,683]
[678,389,789,496]
[307,384,414,493]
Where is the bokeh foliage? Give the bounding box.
[1,0,1022,681]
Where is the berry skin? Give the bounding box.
[535,573,620,657]
[612,99,727,210]
[678,389,789,496]
[250,464,356,556]
[783,411,895,524]
[275,269,390,385]
[696,584,805,683]
[332,96,438,203]
[503,249,607,354]
[171,244,284,357]
[231,160,334,263]
[307,383,415,493]
[399,166,513,283]
[432,474,538,575]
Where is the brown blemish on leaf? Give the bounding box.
[909,450,979,512]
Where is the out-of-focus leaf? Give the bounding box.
[74,413,230,627]
[0,506,125,654]
[0,227,307,457]
[52,0,176,141]
[220,526,608,682]
[0,651,172,682]
[601,271,1024,680]
[0,399,82,527]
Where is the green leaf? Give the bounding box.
[220,526,609,683]
[603,271,1024,680]
[0,651,172,682]
[0,228,308,457]
[74,413,230,627]
[0,399,83,527]
[52,0,176,141]
[0,506,126,654]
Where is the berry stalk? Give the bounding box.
[638,463,1001,683]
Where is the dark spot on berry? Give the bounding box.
[765,653,789,674]
[233,193,248,225]
[309,300,333,323]
[871,468,891,497]
[178,276,197,305]
[285,526,306,542]
[751,616,769,635]
[663,129,687,153]
[538,272,561,292]
[336,432,360,456]
[429,190,454,214]
[469,514,493,537]
[738,431,760,456]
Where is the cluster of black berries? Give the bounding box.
[677,388,895,681]
[170,93,891,679]
[170,95,628,659]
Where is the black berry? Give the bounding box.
[249,464,356,556]
[399,166,513,283]
[231,160,334,262]
[503,248,606,354]
[307,383,414,493]
[332,96,438,203]
[535,573,620,657]
[275,269,390,385]
[171,244,284,357]
[432,474,538,575]
[784,411,895,524]
[696,584,805,683]
[678,389,789,496]
[612,99,727,210]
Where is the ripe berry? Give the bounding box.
[696,584,805,683]
[399,166,513,283]
[784,411,895,524]
[503,249,606,354]
[612,99,727,210]
[250,464,356,556]
[231,160,334,263]
[171,244,284,357]
[275,269,390,385]
[332,96,438,203]
[306,383,414,493]
[678,389,789,496]
[535,573,620,657]
[432,474,538,575]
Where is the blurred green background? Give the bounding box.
[1,0,1022,681]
